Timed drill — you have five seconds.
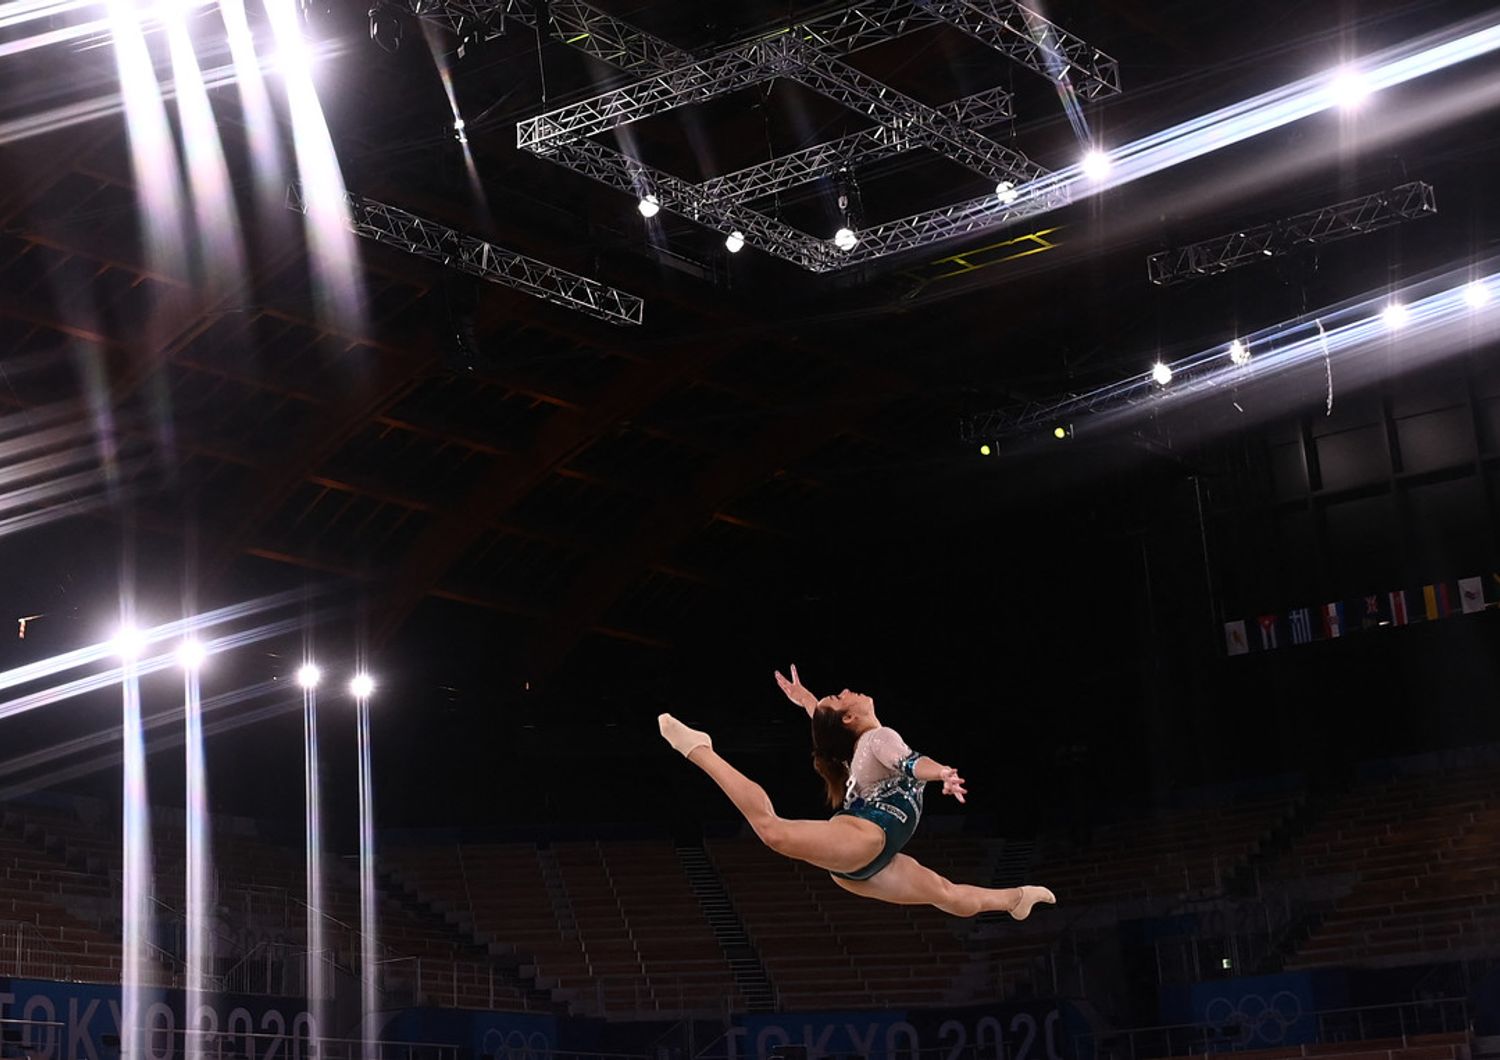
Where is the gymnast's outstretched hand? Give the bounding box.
[774,663,819,716]
[940,766,968,804]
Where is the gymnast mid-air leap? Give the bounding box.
[658,666,1055,919]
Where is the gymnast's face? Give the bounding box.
[822,689,876,730]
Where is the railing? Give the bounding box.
[0,919,115,984]
[218,941,340,999]
[1080,997,1471,1060]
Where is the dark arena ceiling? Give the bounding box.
[0,0,1498,825]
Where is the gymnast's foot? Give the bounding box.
[1010,885,1056,921]
[658,713,712,758]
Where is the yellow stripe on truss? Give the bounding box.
[924,227,1061,280]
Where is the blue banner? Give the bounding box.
[384,1005,558,1060]
[730,1000,1080,1060]
[0,978,320,1060]
[1158,971,1347,1050]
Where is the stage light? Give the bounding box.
[452,118,465,132]
[111,625,146,661]
[978,444,992,456]
[1228,338,1250,365]
[176,639,206,671]
[995,180,1019,206]
[637,193,660,218]
[1464,281,1491,309]
[1081,149,1111,181]
[1382,302,1409,329]
[833,227,859,251]
[724,230,745,253]
[349,673,375,699]
[296,663,322,690]
[1151,362,1173,386]
[1329,67,1372,110]
[1053,425,1067,439]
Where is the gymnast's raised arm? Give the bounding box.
[773,663,819,717]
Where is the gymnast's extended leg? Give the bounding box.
[659,713,883,876]
[831,853,1056,919]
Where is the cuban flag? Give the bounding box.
[1256,614,1281,650]
[1322,602,1345,639]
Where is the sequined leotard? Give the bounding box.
[830,727,924,881]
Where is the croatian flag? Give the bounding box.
[1322,602,1345,639]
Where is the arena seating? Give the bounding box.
[384,839,739,1016]
[1030,795,1298,905]
[706,834,1004,1010]
[1275,766,1500,969]
[0,808,138,985]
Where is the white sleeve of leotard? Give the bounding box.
[869,727,914,771]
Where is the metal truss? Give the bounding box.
[402,0,689,72]
[414,0,1115,269]
[1147,181,1438,287]
[543,139,838,271]
[795,0,1120,98]
[782,44,1045,184]
[697,84,1013,202]
[287,184,645,326]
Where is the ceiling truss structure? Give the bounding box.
[407,0,1117,270]
[1146,181,1439,286]
[288,184,645,325]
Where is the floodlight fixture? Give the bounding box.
[724,230,745,253]
[1382,302,1409,329]
[176,639,207,671]
[1151,362,1173,386]
[833,227,858,251]
[297,663,322,690]
[637,193,660,218]
[1228,338,1250,365]
[349,673,375,699]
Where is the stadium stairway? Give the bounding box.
[674,842,776,1011]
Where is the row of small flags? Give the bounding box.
[1225,575,1498,655]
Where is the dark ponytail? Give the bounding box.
[810,705,857,809]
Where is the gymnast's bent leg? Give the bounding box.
[659,713,883,876]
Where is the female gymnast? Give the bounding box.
[658,665,1055,919]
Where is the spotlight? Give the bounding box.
[453,118,467,145]
[349,673,375,699]
[724,230,745,254]
[978,444,992,456]
[1329,67,1371,110]
[296,663,322,690]
[995,180,1019,206]
[1053,425,1068,440]
[452,118,465,132]
[1151,362,1173,386]
[1382,302,1409,329]
[1081,149,1111,181]
[176,639,206,671]
[1464,281,1491,309]
[111,625,147,661]
[637,194,661,219]
[1228,338,1250,365]
[833,227,859,251]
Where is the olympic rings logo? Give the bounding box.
[1203,992,1304,1046]
[482,1028,554,1060]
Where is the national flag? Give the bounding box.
[1488,573,1500,607]
[1224,620,1249,656]
[1359,593,1390,629]
[1388,590,1411,626]
[1255,614,1282,650]
[1423,582,1458,619]
[1322,602,1345,639]
[1459,576,1486,614]
[1288,607,1315,645]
